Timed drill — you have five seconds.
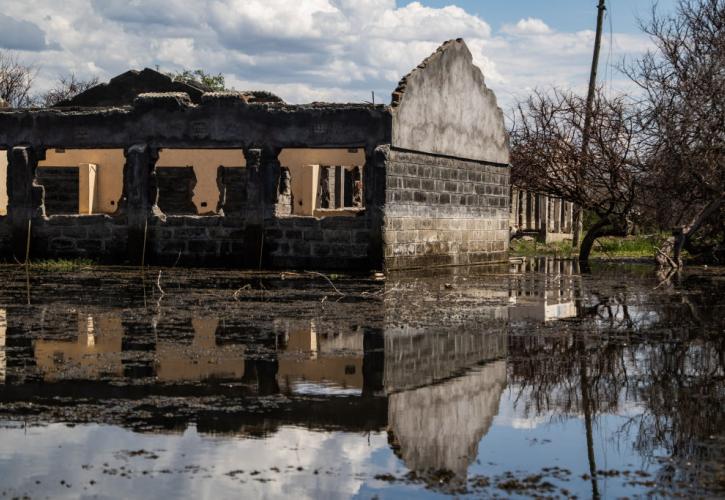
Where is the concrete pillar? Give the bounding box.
[78,163,98,215]
[242,147,281,268]
[538,194,548,234]
[526,191,533,230]
[510,188,519,231]
[334,165,344,208]
[120,144,159,264]
[319,166,331,209]
[566,202,574,233]
[368,145,388,270]
[518,190,525,229]
[7,146,45,260]
[553,198,561,233]
[548,197,556,233]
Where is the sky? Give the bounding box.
[0,0,678,110]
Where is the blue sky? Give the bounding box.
[0,0,678,108]
[420,0,677,33]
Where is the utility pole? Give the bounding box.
[573,0,607,249]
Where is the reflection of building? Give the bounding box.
[34,313,124,380]
[0,309,6,383]
[155,317,246,381]
[509,257,580,322]
[5,262,586,486]
[276,319,364,395]
[388,361,506,483]
[383,290,508,487]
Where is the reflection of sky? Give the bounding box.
[288,381,362,397]
[0,423,402,500]
[0,386,662,500]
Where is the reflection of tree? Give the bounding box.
[508,272,725,495]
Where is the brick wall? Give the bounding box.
[35,167,79,215]
[31,215,128,260]
[219,167,248,214]
[383,149,509,269]
[156,167,197,215]
[264,214,370,269]
[149,215,247,265]
[0,217,9,255]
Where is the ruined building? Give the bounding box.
[0,39,510,270]
[510,188,574,243]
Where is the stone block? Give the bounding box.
[173,227,207,239]
[77,239,103,253]
[160,240,186,254]
[188,240,219,254]
[304,229,324,241]
[292,240,310,255]
[61,226,87,239]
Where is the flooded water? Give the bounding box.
[0,260,723,499]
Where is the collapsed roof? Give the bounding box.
[55,68,284,107]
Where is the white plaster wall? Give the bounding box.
[392,40,509,164]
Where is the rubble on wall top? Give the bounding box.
[133,92,194,111]
[391,38,465,108]
[201,91,250,105]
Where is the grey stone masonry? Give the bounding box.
[35,167,79,215]
[263,214,370,270]
[383,148,509,269]
[156,167,197,215]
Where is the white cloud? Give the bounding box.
[501,17,552,36]
[0,0,653,109]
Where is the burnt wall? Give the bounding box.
[0,139,381,269]
[148,215,247,266]
[0,217,9,255]
[382,148,509,270]
[218,167,248,214]
[0,99,391,151]
[35,167,79,215]
[156,167,197,215]
[264,214,371,269]
[30,215,128,260]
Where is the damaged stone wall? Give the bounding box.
[35,167,79,215]
[30,215,128,260]
[264,214,370,269]
[155,167,197,215]
[149,215,248,266]
[0,38,512,271]
[382,149,509,269]
[0,94,388,269]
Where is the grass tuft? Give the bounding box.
[510,234,668,259]
[30,258,95,271]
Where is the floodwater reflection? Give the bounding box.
[0,259,722,498]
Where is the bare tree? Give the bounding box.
[626,0,725,267]
[41,73,100,107]
[510,87,646,263]
[0,50,36,108]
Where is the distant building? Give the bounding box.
[510,187,574,243]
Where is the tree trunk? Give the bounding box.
[572,205,583,248]
[657,197,723,269]
[579,217,612,264]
